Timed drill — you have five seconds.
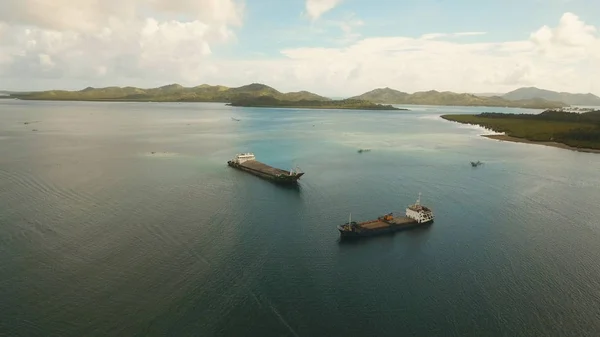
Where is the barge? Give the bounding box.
[227,153,304,184]
[337,193,434,238]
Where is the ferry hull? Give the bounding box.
[227,161,304,184]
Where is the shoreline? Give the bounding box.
[482,134,600,154]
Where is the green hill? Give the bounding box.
[349,87,409,104]
[14,83,331,103]
[503,87,600,106]
[351,88,567,109]
[281,90,329,101]
[228,96,403,110]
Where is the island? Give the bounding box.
[441,108,600,153]
[227,96,404,110]
[351,87,568,109]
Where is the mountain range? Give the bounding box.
[349,87,567,109]
[501,87,600,106]
[8,83,600,109]
[12,83,330,103]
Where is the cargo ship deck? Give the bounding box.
[227,153,304,184]
[358,216,416,230]
[240,160,294,176]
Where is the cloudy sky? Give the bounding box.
[1,0,599,96]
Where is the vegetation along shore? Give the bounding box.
[226,96,402,110]
[441,108,600,153]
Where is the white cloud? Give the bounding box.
[305,0,343,21]
[334,17,364,35]
[454,32,487,37]
[0,0,243,31]
[322,12,364,44]
[224,12,599,97]
[420,33,447,40]
[38,54,55,69]
[421,32,487,40]
[1,8,599,97]
[531,12,597,49]
[0,0,243,88]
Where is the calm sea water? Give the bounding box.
[1,100,600,337]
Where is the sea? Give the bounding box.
[1,100,600,337]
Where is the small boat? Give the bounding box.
[471,161,483,167]
[358,148,371,153]
[231,117,241,121]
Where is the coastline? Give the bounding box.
[482,134,600,154]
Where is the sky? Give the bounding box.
[1,0,600,96]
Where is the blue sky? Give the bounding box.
[1,0,600,95]
[225,0,600,58]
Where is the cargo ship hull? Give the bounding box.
[227,160,304,184]
[337,216,433,239]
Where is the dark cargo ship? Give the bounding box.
[227,153,304,184]
[337,193,434,238]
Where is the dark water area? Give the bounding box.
[1,100,600,336]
